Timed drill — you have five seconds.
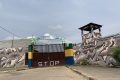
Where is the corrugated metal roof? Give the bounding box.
[36,39,63,45]
[33,44,64,53]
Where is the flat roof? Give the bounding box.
[79,23,102,31]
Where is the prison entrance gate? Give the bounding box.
[26,44,65,67]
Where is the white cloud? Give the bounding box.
[43,33,55,39]
[48,24,63,30]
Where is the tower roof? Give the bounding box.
[79,23,102,31]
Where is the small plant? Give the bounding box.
[112,44,120,62]
[79,59,90,65]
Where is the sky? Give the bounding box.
[0,0,120,43]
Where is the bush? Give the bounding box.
[112,44,120,62]
[79,59,90,65]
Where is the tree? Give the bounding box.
[112,44,120,62]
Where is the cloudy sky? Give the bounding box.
[0,0,120,42]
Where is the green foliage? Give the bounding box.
[79,59,90,65]
[112,44,120,62]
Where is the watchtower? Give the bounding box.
[79,23,102,48]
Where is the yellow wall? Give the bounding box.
[65,49,74,56]
[28,52,33,59]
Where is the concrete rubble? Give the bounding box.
[0,47,26,68]
[74,32,120,67]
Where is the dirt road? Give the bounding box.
[0,66,86,80]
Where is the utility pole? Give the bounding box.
[0,26,20,48]
[11,35,14,48]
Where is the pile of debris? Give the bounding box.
[0,47,26,68]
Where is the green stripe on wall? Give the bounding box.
[65,43,73,50]
[28,45,33,52]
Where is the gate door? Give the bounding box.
[32,44,65,67]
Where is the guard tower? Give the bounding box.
[79,23,102,48]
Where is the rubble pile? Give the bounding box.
[74,33,120,66]
[0,47,26,68]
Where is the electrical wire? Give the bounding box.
[0,25,20,37]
